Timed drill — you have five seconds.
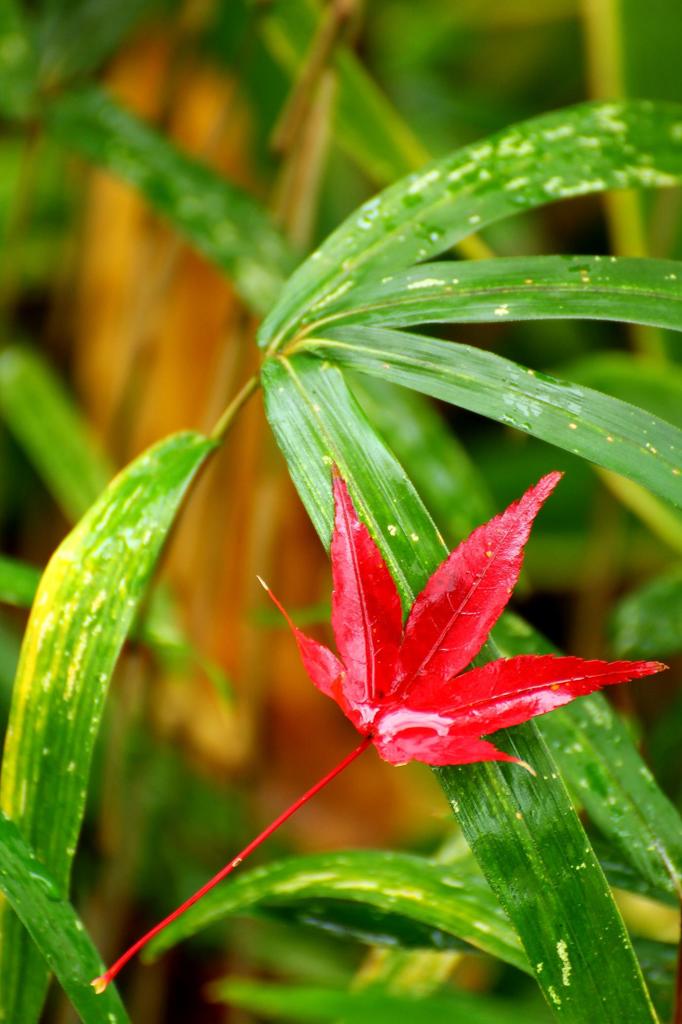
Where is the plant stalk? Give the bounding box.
[210,373,261,442]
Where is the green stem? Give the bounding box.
[210,373,260,442]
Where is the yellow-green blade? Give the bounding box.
[0,430,214,1023]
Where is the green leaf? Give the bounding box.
[46,87,294,314]
[303,327,682,509]
[147,849,525,971]
[262,356,445,605]
[263,899,464,955]
[609,565,682,658]
[0,346,111,520]
[0,345,224,681]
[213,978,551,1024]
[258,99,682,351]
[595,839,678,907]
[491,614,682,901]
[0,811,129,1024]
[0,556,40,608]
[352,377,494,544]
[261,353,658,1021]
[0,430,214,1024]
[561,352,682,428]
[307,256,682,333]
[432,721,661,1021]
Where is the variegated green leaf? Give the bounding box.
[0,430,214,1023]
[0,812,129,1023]
[259,100,682,351]
[148,850,525,971]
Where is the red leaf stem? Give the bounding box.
[92,735,372,993]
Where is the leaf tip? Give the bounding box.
[331,468,349,501]
[536,470,563,496]
[624,658,668,679]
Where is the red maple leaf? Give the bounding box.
[263,470,663,768]
[93,470,665,992]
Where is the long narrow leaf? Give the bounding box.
[0,346,111,520]
[352,377,494,544]
[47,87,294,314]
[214,978,551,1024]
[308,256,682,333]
[0,812,129,1024]
[0,431,214,1024]
[304,328,682,509]
[259,99,682,350]
[263,360,445,604]
[147,849,525,971]
[490,615,682,899]
[260,353,658,1021]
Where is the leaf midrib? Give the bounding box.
[335,486,381,703]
